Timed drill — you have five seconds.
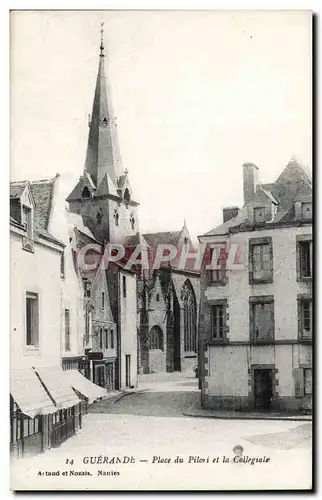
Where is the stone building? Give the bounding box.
[137,223,200,376]
[66,31,138,389]
[65,30,200,379]
[198,159,312,412]
[10,179,106,458]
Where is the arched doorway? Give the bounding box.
[181,279,197,354]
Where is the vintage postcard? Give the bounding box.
[10,10,312,491]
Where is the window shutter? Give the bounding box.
[294,368,304,397]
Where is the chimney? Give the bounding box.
[243,163,259,204]
[223,206,239,223]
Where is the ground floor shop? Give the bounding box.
[10,366,107,458]
[83,352,117,392]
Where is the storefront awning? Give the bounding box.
[63,369,107,404]
[35,366,81,410]
[10,369,56,419]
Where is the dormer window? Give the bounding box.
[254,207,266,224]
[22,205,32,238]
[82,186,91,198]
[301,202,312,220]
[101,117,108,127]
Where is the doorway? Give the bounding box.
[125,355,131,388]
[254,369,273,410]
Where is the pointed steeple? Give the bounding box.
[84,23,122,188]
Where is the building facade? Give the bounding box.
[10,179,107,458]
[137,224,200,376]
[198,159,312,412]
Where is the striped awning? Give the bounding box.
[10,369,56,419]
[63,369,107,404]
[35,366,80,409]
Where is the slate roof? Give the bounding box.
[124,232,150,248]
[143,231,181,248]
[30,178,56,231]
[202,159,312,237]
[10,177,64,247]
[10,181,27,199]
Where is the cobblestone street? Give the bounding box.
[11,374,312,490]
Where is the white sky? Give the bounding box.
[10,10,311,239]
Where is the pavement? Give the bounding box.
[11,373,312,491]
[184,397,312,422]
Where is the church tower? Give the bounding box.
[66,24,139,244]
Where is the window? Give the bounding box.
[96,211,103,225]
[250,297,274,341]
[105,328,108,348]
[101,292,105,310]
[114,210,119,226]
[110,329,114,349]
[209,245,227,283]
[156,293,160,302]
[211,304,225,339]
[301,202,312,220]
[298,297,312,339]
[295,367,312,397]
[82,186,90,198]
[122,276,127,298]
[124,188,130,206]
[64,309,71,351]
[304,368,312,395]
[22,415,41,437]
[254,206,266,223]
[99,328,103,349]
[60,252,65,278]
[22,205,32,238]
[298,241,312,279]
[149,326,163,350]
[130,214,135,230]
[249,238,273,283]
[26,293,39,347]
[182,279,197,352]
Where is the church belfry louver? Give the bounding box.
[66,23,139,244]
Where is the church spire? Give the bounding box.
[84,23,122,188]
[100,21,105,57]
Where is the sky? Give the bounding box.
[10,10,311,240]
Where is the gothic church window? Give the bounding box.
[181,280,197,353]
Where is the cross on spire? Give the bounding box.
[100,21,105,56]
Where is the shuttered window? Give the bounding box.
[294,368,312,397]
